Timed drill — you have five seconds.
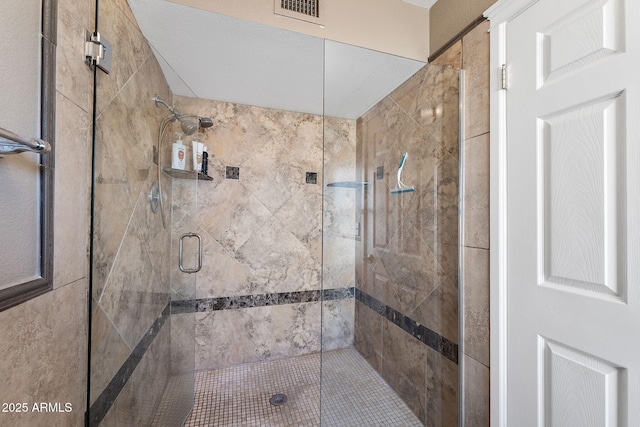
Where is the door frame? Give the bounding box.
[484,1,541,426]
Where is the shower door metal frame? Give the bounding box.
[0,0,56,312]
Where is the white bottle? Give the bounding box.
[192,141,204,172]
[172,139,186,170]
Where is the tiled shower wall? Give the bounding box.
[354,62,460,425]
[90,0,181,424]
[171,96,356,371]
[432,19,491,427]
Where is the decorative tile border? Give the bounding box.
[88,303,171,425]
[356,289,459,364]
[171,288,355,314]
[88,285,456,425]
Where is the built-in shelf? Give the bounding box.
[326,181,370,188]
[163,168,213,181]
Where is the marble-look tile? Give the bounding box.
[464,354,490,427]
[381,318,428,424]
[170,312,196,374]
[354,300,383,372]
[323,234,356,288]
[98,191,169,349]
[195,302,321,370]
[463,247,490,367]
[324,117,356,182]
[99,399,118,427]
[463,133,490,249]
[426,346,459,427]
[93,54,171,299]
[56,0,94,111]
[53,94,90,288]
[192,231,252,298]
[111,0,140,31]
[432,40,463,70]
[112,319,171,426]
[390,64,460,159]
[196,178,272,254]
[280,113,323,172]
[95,0,152,114]
[379,219,447,316]
[90,301,131,405]
[411,277,458,344]
[193,225,252,299]
[92,180,133,300]
[321,298,355,351]
[173,97,285,168]
[275,183,322,261]
[236,216,321,294]
[95,54,171,209]
[241,137,314,214]
[463,20,490,139]
[169,204,198,299]
[405,149,459,250]
[0,280,87,427]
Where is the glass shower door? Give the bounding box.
[321,39,460,426]
[87,0,197,424]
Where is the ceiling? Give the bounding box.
[128,0,426,119]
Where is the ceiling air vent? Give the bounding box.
[274,0,323,25]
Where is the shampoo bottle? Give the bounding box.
[172,138,186,170]
[192,141,204,172]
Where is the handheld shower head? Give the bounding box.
[178,116,199,135]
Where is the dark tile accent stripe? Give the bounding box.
[356,289,458,364]
[87,303,171,425]
[171,288,355,314]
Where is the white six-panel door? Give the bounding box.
[487,0,640,425]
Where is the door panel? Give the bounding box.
[505,0,640,424]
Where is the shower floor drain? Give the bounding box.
[269,393,288,406]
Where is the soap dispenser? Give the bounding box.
[171,135,186,170]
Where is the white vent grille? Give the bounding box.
[274,0,322,24]
[280,0,319,17]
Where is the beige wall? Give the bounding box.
[432,19,491,427]
[0,0,94,425]
[169,0,430,61]
[429,0,496,54]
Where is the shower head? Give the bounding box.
[154,95,214,134]
[178,116,199,135]
[199,117,214,129]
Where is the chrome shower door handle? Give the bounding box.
[179,232,202,274]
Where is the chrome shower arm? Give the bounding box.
[153,95,180,116]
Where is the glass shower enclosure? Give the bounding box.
[321,41,460,426]
[87,1,460,425]
[87,0,198,423]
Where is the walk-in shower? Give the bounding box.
[87,1,462,425]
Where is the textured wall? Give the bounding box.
[429,0,496,55]
[354,62,460,425]
[172,96,356,370]
[0,0,93,425]
[432,19,491,427]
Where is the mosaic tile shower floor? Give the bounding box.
[183,347,423,426]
